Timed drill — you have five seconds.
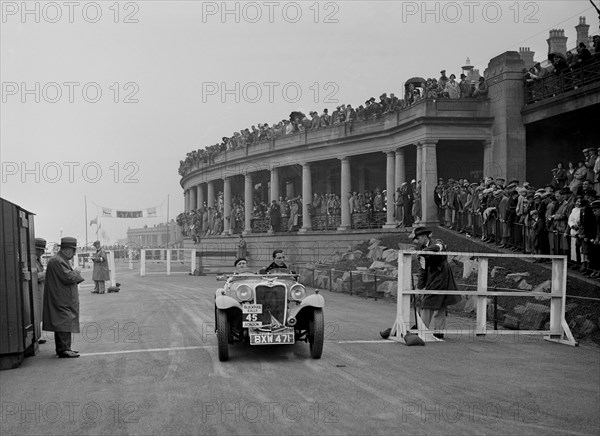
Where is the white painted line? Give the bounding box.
[335,340,395,344]
[79,345,212,357]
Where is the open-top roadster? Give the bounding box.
[214,269,325,361]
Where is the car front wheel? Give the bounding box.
[308,308,324,359]
[216,309,229,361]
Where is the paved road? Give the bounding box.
[1,265,598,435]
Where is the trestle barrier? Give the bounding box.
[389,251,578,346]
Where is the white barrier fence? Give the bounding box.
[140,249,197,276]
[73,251,116,286]
[390,251,577,346]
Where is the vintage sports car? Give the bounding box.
[214,269,325,361]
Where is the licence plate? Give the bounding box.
[250,331,294,345]
[243,304,262,314]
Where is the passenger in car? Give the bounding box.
[264,249,287,273]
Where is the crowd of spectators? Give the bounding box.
[523,36,600,102]
[177,182,428,237]
[179,69,488,176]
[436,146,600,278]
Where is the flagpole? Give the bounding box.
[166,195,170,247]
[84,195,88,254]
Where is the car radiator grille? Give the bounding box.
[255,285,286,326]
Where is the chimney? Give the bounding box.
[575,16,590,47]
[518,47,535,70]
[547,29,568,56]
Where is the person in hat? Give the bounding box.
[529,209,545,259]
[35,237,47,344]
[594,146,600,194]
[43,236,84,358]
[589,200,600,278]
[233,257,249,273]
[472,76,488,98]
[410,227,461,337]
[90,240,110,294]
[459,73,471,98]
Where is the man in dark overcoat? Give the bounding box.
[43,236,84,358]
[35,237,47,344]
[91,240,110,294]
[411,227,461,338]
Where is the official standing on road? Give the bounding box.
[35,237,47,344]
[43,236,84,358]
[91,240,110,294]
[237,234,247,258]
[410,227,461,338]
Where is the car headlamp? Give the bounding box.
[289,284,306,301]
[236,284,253,301]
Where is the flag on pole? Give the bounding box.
[89,217,98,226]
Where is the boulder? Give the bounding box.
[532,279,551,293]
[503,314,520,330]
[491,266,505,278]
[369,260,393,270]
[519,302,550,330]
[367,245,386,260]
[506,272,530,282]
[382,249,398,263]
[461,258,479,279]
[368,239,382,250]
[352,250,364,259]
[517,279,533,291]
[377,280,396,298]
[341,251,355,261]
[513,305,527,315]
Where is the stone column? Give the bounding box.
[395,148,406,187]
[197,183,204,208]
[207,181,215,208]
[415,143,423,183]
[482,139,501,178]
[384,151,396,228]
[270,166,280,203]
[223,177,231,235]
[338,157,351,230]
[485,51,526,181]
[300,163,312,232]
[189,186,197,211]
[184,189,190,213]
[244,173,253,234]
[421,139,439,225]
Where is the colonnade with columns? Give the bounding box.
[182,141,445,233]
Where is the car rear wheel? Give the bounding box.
[216,309,229,361]
[308,308,324,359]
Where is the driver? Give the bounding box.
[264,249,287,273]
[233,257,250,273]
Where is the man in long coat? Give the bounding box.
[35,237,47,344]
[91,240,110,294]
[411,227,461,337]
[43,236,84,358]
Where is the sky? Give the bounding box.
[1,0,598,245]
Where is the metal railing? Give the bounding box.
[440,207,600,277]
[525,58,600,104]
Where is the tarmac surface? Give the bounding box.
[1,264,599,435]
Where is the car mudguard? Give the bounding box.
[215,294,243,311]
[287,294,325,319]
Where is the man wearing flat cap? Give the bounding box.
[35,238,47,344]
[91,240,110,294]
[43,236,84,358]
[410,227,461,337]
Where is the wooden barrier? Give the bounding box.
[390,251,578,346]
